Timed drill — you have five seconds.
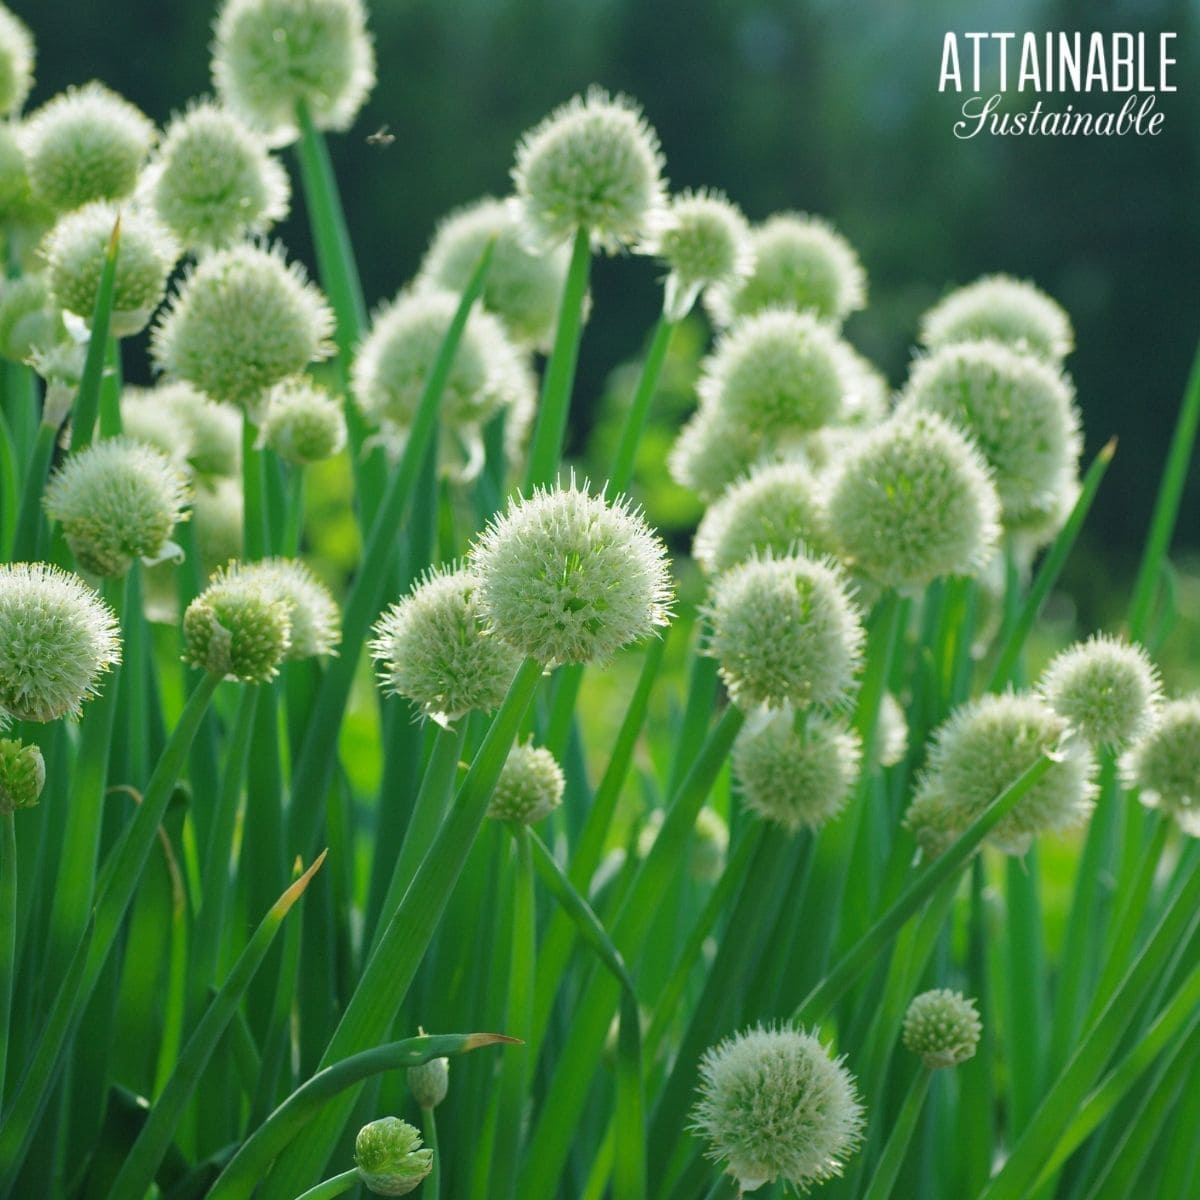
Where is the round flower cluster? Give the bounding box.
[122,382,243,479]
[487,740,565,824]
[0,738,45,813]
[354,1117,433,1197]
[0,274,62,363]
[0,3,34,117]
[692,1024,864,1194]
[235,558,341,660]
[182,564,293,683]
[407,1054,449,1110]
[1122,696,1200,836]
[902,989,982,1069]
[261,377,347,465]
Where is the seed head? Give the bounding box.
[354,1117,434,1197]
[487,739,565,824]
[118,388,192,467]
[693,459,830,578]
[831,340,889,428]
[513,86,667,253]
[0,273,63,363]
[163,382,243,476]
[698,309,845,438]
[19,82,154,213]
[902,989,982,1069]
[470,480,673,667]
[1039,635,1162,748]
[905,691,1097,857]
[0,4,33,117]
[734,707,862,833]
[716,213,867,328]
[193,477,244,577]
[0,563,121,722]
[920,274,1073,364]
[419,196,571,351]
[705,551,863,712]
[44,437,190,576]
[0,122,42,228]
[647,188,753,321]
[825,409,1001,590]
[234,558,340,659]
[0,738,44,812]
[213,0,376,144]
[407,1054,449,1110]
[261,376,346,465]
[1121,697,1200,836]
[182,562,292,682]
[692,1024,865,1194]
[370,564,521,725]
[668,404,764,502]
[148,100,290,251]
[42,201,179,336]
[900,340,1082,528]
[151,242,333,415]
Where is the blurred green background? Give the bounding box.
[12,0,1200,639]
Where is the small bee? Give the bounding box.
[366,124,395,147]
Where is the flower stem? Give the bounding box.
[293,1167,359,1200]
[861,1069,933,1200]
[10,420,57,562]
[242,416,270,561]
[608,312,675,495]
[421,1106,441,1200]
[0,811,16,1101]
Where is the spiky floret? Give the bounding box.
[148,100,290,251]
[733,706,862,833]
[1038,634,1162,748]
[234,557,340,659]
[513,86,667,253]
[0,737,44,812]
[354,1117,433,1196]
[19,82,154,213]
[182,562,292,682]
[0,273,63,363]
[407,1055,449,1110]
[899,339,1082,528]
[470,479,673,667]
[920,274,1074,364]
[902,989,982,1069]
[693,459,830,577]
[715,212,867,327]
[43,437,190,576]
[418,196,571,351]
[905,691,1097,857]
[42,201,180,336]
[151,242,333,415]
[118,389,192,467]
[212,0,376,144]
[0,3,33,117]
[487,739,565,824]
[352,286,533,436]
[825,408,1001,590]
[692,1024,865,1194]
[261,376,346,465]
[1121,696,1200,836]
[0,122,41,227]
[705,551,863,712]
[369,563,521,725]
[646,188,753,321]
[668,404,764,503]
[697,309,846,438]
[0,563,121,722]
[831,340,889,428]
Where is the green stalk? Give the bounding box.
[860,1070,933,1200]
[0,811,15,1101]
[209,1033,516,1200]
[421,1108,441,1200]
[263,657,543,1198]
[1004,851,1046,1136]
[285,239,494,863]
[293,1168,359,1200]
[282,466,306,556]
[107,854,326,1200]
[67,216,120,455]
[10,421,57,563]
[242,417,270,561]
[1127,335,1200,640]
[0,403,19,557]
[97,335,122,439]
[608,313,675,495]
[523,227,592,492]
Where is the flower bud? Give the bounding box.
[419,196,571,351]
[718,212,866,327]
[0,562,121,721]
[825,409,1001,590]
[733,707,861,833]
[148,100,290,251]
[0,4,33,117]
[0,738,45,812]
[42,201,179,336]
[261,376,347,465]
[19,82,154,213]
[213,0,376,144]
[44,437,190,576]
[0,273,63,363]
[182,563,292,683]
[370,565,520,725]
[487,739,565,824]
[920,274,1073,364]
[234,557,340,659]
[407,1054,449,1111]
[692,1024,865,1194]
[902,989,982,1069]
[905,691,1097,857]
[1038,634,1162,748]
[636,805,728,882]
[1121,697,1200,836]
[29,339,84,428]
[151,242,334,415]
[355,1117,434,1197]
[705,551,863,712]
[471,480,673,666]
[513,87,666,253]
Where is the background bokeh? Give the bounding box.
[13,0,1200,628]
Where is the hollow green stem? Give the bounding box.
[10,421,57,563]
[609,313,675,495]
[68,216,120,455]
[421,1106,441,1200]
[293,1168,359,1200]
[282,466,306,557]
[0,811,15,1100]
[242,417,270,561]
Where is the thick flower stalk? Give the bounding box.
[487,739,565,823]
